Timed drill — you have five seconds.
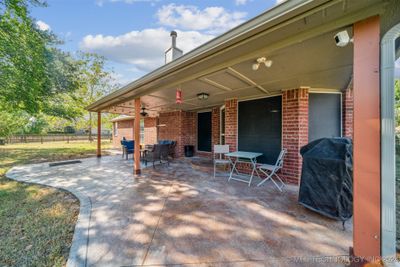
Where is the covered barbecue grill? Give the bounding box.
[299,138,353,222]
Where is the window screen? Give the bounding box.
[238,96,282,164]
[308,93,341,142]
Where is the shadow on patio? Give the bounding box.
[121,157,353,266]
[7,156,352,266]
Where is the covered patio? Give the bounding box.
[87,0,400,264]
[7,156,352,266]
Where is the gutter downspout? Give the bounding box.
[380,22,400,265]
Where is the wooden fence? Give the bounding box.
[5,134,112,144]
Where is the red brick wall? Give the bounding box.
[225,99,238,152]
[181,111,196,157]
[112,117,158,148]
[158,111,196,157]
[342,81,354,139]
[211,107,220,149]
[112,120,134,147]
[281,88,309,184]
[144,117,158,145]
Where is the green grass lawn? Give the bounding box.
[0,141,112,267]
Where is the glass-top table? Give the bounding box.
[225,151,262,186]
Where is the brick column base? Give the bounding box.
[281,88,309,185]
[225,99,238,152]
[211,107,220,148]
[342,80,354,139]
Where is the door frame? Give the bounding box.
[380,22,400,258]
[197,111,212,152]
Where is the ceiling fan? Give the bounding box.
[140,107,148,117]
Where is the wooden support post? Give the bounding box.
[352,16,381,260]
[97,112,101,157]
[134,98,141,175]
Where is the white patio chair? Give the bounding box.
[256,149,287,191]
[213,145,230,178]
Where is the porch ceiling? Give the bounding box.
[93,0,383,116]
[107,28,353,116]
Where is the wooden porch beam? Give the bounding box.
[198,77,233,91]
[134,98,141,175]
[227,67,269,94]
[97,112,101,157]
[353,16,381,260]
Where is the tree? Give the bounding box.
[0,111,27,138]
[0,1,119,139]
[73,52,118,141]
[0,0,81,118]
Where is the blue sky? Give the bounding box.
[32,0,282,86]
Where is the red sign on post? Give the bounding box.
[176,89,182,104]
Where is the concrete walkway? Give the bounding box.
[6,156,352,267]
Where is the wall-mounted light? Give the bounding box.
[197,92,209,100]
[252,57,273,71]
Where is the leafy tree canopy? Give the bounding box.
[0,0,81,119]
[0,0,120,139]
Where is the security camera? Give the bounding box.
[334,30,353,47]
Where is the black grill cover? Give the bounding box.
[299,138,353,221]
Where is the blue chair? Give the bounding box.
[121,140,134,160]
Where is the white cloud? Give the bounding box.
[36,20,50,31]
[80,28,214,72]
[235,0,248,5]
[156,4,247,34]
[96,0,159,6]
[276,0,287,4]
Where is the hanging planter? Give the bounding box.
[176,88,182,104]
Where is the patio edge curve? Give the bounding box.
[6,165,91,267]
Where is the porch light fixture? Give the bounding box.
[252,57,273,71]
[197,92,209,100]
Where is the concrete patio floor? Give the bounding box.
[7,156,352,267]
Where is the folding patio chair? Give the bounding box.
[256,149,287,191]
[213,145,230,178]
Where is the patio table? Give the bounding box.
[225,151,262,186]
[140,145,154,162]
